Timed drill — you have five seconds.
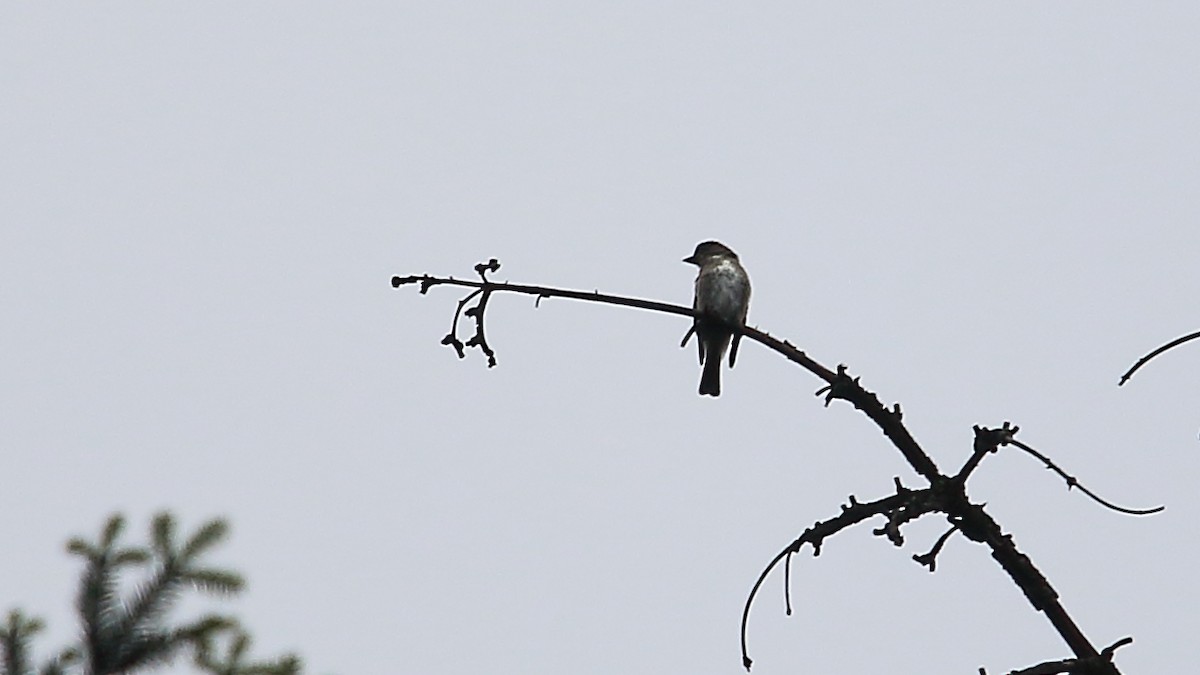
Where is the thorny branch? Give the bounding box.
[392,260,1162,675]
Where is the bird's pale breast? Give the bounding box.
[694,259,750,323]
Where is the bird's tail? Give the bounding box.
[699,351,721,396]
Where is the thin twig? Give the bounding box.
[440,289,481,358]
[783,551,792,616]
[1006,439,1164,516]
[740,492,911,671]
[1101,636,1134,659]
[912,526,958,572]
[394,273,696,319]
[1119,329,1200,385]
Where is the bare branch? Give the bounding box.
[741,490,913,670]
[912,526,958,572]
[396,263,1138,675]
[1004,439,1164,516]
[392,271,694,318]
[394,268,943,481]
[1118,329,1200,385]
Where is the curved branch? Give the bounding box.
[441,289,481,359]
[393,272,942,482]
[1118,329,1200,385]
[740,491,912,670]
[1006,440,1164,516]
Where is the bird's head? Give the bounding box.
[683,240,738,266]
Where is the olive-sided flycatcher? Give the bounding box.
[683,241,752,396]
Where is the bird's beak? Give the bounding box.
[683,255,698,264]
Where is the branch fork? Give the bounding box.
[393,258,1164,675]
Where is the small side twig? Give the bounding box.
[440,289,481,359]
[1119,329,1200,385]
[416,260,503,366]
[1101,637,1135,660]
[462,290,496,367]
[912,526,958,572]
[955,423,1020,484]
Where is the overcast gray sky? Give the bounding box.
[3,3,1199,674]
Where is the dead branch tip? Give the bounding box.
[1119,329,1200,385]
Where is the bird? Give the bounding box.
[682,241,751,396]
